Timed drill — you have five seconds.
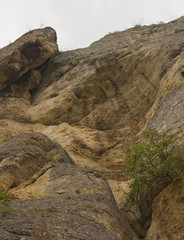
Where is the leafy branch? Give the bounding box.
[122,128,183,220]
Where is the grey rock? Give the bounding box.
[0,132,74,191]
[0,133,139,240]
[148,84,184,136]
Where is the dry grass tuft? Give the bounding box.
[29,214,61,240]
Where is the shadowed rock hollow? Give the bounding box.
[0,17,184,239]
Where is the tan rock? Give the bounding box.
[145,177,184,240]
[0,27,58,91]
[30,18,184,131]
[0,120,46,144]
[26,18,184,180]
[0,17,183,240]
[42,122,142,179]
[0,19,184,181]
[18,69,42,91]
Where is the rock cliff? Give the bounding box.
[0,133,138,240]
[0,17,184,239]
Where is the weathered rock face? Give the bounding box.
[0,19,184,180]
[0,27,58,127]
[148,83,184,159]
[29,18,184,130]
[145,177,184,240]
[0,196,134,240]
[0,133,139,240]
[0,27,58,91]
[0,132,74,192]
[138,77,184,239]
[0,17,184,239]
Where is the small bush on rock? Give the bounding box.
[122,128,183,212]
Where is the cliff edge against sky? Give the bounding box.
[0,17,183,239]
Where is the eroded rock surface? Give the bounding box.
[0,132,73,192]
[0,195,137,240]
[0,133,139,240]
[148,83,184,156]
[145,177,184,240]
[29,18,184,130]
[0,17,184,240]
[1,18,184,180]
[0,27,58,91]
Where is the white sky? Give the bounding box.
[0,0,183,50]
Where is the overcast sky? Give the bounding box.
[0,0,183,50]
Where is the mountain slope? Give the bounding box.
[0,17,184,239]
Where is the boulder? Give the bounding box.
[0,194,138,240]
[0,133,139,240]
[0,132,72,192]
[0,27,58,91]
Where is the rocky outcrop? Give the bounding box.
[0,17,184,239]
[0,19,184,180]
[148,83,184,160]
[29,18,184,130]
[0,27,58,126]
[0,132,74,192]
[145,177,184,240]
[0,27,58,91]
[0,133,139,240]
[137,77,184,239]
[0,196,136,240]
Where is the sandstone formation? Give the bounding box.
[0,17,184,239]
[145,177,184,240]
[0,19,184,179]
[0,133,138,240]
[0,27,58,91]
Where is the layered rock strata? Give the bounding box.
[0,18,184,239]
[0,133,138,240]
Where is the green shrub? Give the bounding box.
[0,187,10,215]
[157,21,165,25]
[122,128,182,209]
